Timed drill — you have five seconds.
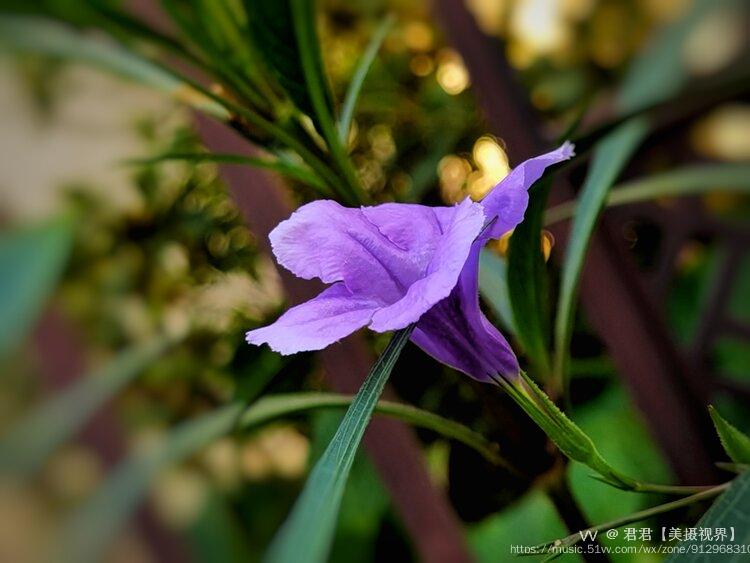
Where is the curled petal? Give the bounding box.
[480,142,574,240]
[368,198,485,331]
[245,283,379,355]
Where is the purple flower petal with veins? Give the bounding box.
[246,142,574,382]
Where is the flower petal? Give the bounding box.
[268,200,404,302]
[480,142,574,240]
[368,198,485,331]
[411,243,520,382]
[245,283,379,355]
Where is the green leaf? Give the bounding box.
[309,411,389,563]
[246,0,332,121]
[0,335,177,474]
[666,472,750,562]
[552,118,648,391]
[287,0,364,202]
[56,347,283,563]
[507,177,552,377]
[468,490,578,563]
[567,388,671,562]
[337,14,395,143]
[0,216,73,360]
[709,406,750,464]
[238,392,508,469]
[245,0,364,204]
[264,326,414,563]
[543,0,739,374]
[569,388,671,523]
[545,163,750,225]
[0,15,228,118]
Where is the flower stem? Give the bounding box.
[532,482,730,554]
[547,474,612,563]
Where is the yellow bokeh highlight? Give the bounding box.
[469,136,510,200]
[510,0,570,57]
[436,49,470,95]
[466,0,508,35]
[692,104,750,162]
[683,9,744,76]
[410,54,434,76]
[438,155,472,203]
[404,21,434,52]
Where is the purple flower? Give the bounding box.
[246,143,574,382]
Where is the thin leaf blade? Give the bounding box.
[545,163,750,225]
[552,118,648,389]
[337,14,395,143]
[246,0,332,122]
[264,326,414,563]
[507,177,553,377]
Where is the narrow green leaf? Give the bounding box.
[83,1,195,64]
[288,0,365,203]
[337,14,395,143]
[666,472,750,562]
[264,326,414,563]
[125,151,331,194]
[0,216,73,360]
[709,406,750,464]
[245,0,333,121]
[0,15,229,118]
[507,177,552,377]
[545,164,750,225]
[552,118,648,391]
[237,392,509,469]
[0,335,177,474]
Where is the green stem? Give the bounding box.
[497,372,718,496]
[238,392,516,473]
[265,326,414,563]
[529,482,730,554]
[547,475,612,563]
